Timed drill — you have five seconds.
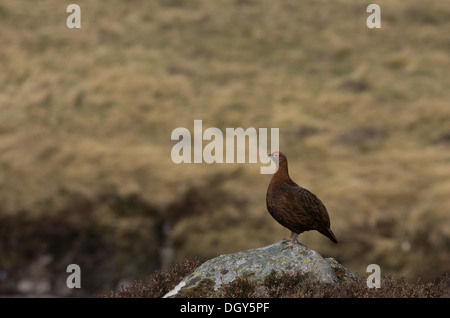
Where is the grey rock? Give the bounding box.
[163,240,359,298]
[325,257,362,284]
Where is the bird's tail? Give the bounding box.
[320,228,338,244]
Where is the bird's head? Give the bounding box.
[269,152,287,171]
[268,152,286,171]
[268,152,285,160]
[268,152,290,178]
[268,152,279,162]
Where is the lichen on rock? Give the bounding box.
[163,240,359,298]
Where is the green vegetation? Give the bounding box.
[0,0,449,296]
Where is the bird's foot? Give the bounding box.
[281,239,299,250]
[281,237,290,244]
[281,232,299,250]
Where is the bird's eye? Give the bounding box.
[273,152,279,157]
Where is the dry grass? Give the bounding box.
[0,0,449,296]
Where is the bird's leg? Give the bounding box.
[282,232,299,250]
[282,232,297,243]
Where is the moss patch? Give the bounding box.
[176,277,216,298]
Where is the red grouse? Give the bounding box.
[266,152,337,247]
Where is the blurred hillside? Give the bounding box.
[0,0,449,296]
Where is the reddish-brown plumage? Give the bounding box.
[266,152,337,245]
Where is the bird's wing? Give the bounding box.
[287,185,331,227]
